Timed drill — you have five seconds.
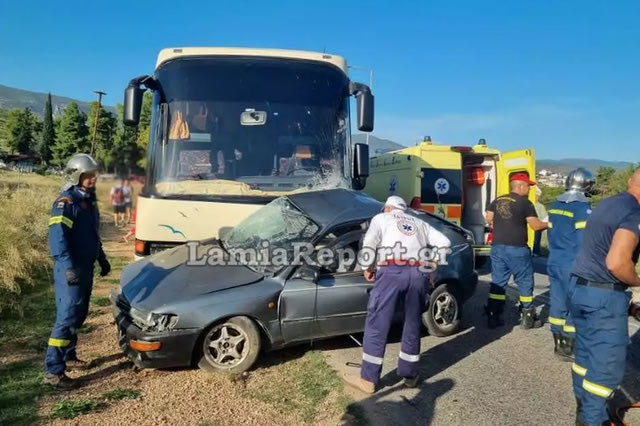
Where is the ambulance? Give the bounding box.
[364,137,536,259]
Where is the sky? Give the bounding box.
[1,0,639,161]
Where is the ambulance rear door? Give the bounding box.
[497,148,537,248]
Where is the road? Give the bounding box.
[321,258,640,426]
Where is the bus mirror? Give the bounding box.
[353,142,369,184]
[350,82,374,132]
[124,83,144,126]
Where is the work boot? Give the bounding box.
[553,333,572,362]
[561,336,576,360]
[65,357,90,371]
[342,373,375,394]
[521,307,542,329]
[402,374,420,388]
[484,305,505,328]
[42,372,78,389]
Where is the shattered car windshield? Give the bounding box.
[222,198,319,272]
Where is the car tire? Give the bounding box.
[197,316,261,374]
[423,283,461,337]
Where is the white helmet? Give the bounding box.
[65,153,99,185]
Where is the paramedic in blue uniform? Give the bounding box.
[44,153,111,388]
[343,196,451,394]
[484,173,548,329]
[547,168,594,360]
[571,169,640,426]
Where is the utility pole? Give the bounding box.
[90,90,106,156]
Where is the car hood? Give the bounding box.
[120,240,265,312]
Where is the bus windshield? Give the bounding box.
[148,56,352,199]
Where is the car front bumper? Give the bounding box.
[110,290,201,369]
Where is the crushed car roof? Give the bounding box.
[286,188,383,229]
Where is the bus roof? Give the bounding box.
[156,47,348,74]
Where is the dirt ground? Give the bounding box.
[28,181,357,426]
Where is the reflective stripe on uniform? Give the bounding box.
[48,337,71,347]
[549,316,566,326]
[572,363,587,377]
[362,353,384,365]
[549,209,574,218]
[582,379,613,398]
[489,293,506,301]
[563,324,576,333]
[547,222,553,228]
[575,221,586,229]
[519,295,533,303]
[49,215,73,228]
[399,351,420,362]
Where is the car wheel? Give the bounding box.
[197,316,261,374]
[423,283,461,337]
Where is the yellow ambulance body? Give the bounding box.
[364,138,537,257]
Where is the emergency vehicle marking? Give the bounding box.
[397,220,417,236]
[389,176,397,194]
[434,178,450,195]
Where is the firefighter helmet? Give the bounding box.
[65,153,100,185]
[565,167,595,193]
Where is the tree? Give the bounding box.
[87,101,117,172]
[113,103,143,176]
[51,102,89,166]
[39,93,55,165]
[136,92,153,169]
[5,108,36,154]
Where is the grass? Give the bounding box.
[243,350,365,424]
[0,172,60,314]
[91,296,111,307]
[103,388,141,401]
[50,399,104,419]
[0,286,55,347]
[0,359,53,426]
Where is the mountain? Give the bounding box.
[0,84,115,117]
[536,159,633,175]
[352,134,406,155]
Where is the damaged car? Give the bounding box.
[111,188,478,374]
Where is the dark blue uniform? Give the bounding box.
[45,185,106,375]
[547,199,591,338]
[570,191,640,425]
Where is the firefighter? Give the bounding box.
[571,169,640,426]
[44,153,111,388]
[547,168,594,361]
[484,173,548,329]
[343,196,451,394]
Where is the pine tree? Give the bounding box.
[39,93,55,165]
[114,103,142,176]
[5,108,35,154]
[87,101,117,172]
[51,102,89,166]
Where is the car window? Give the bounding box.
[316,230,363,275]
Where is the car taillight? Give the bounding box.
[410,197,422,210]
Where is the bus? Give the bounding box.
[123,47,373,258]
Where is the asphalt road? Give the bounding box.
[321,258,640,426]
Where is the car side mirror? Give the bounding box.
[295,265,320,282]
